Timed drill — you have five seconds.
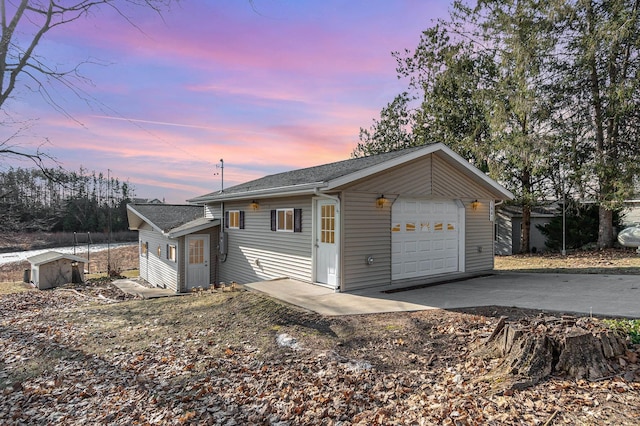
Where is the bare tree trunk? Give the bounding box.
[520,205,531,253]
[519,168,532,253]
[598,206,614,248]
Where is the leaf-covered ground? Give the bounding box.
[495,249,640,274]
[1,283,639,425]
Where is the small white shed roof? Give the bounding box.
[27,251,88,266]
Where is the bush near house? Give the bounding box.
[537,201,622,251]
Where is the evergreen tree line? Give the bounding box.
[0,167,134,234]
[354,0,640,252]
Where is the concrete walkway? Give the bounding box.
[112,279,178,299]
[244,273,640,317]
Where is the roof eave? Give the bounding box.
[188,182,326,204]
[325,143,514,200]
[126,204,165,234]
[168,219,221,238]
[28,253,89,266]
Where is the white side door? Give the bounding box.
[186,234,210,289]
[315,200,338,288]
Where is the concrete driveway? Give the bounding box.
[244,273,640,317]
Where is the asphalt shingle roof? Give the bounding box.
[190,146,425,201]
[129,204,203,232]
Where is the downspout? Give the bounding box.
[219,159,227,263]
[314,188,342,292]
[220,200,227,262]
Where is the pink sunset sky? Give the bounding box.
[4,1,450,203]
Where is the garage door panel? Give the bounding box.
[419,241,432,252]
[392,241,402,254]
[419,260,432,271]
[404,241,417,253]
[432,258,445,270]
[404,261,417,274]
[392,198,460,280]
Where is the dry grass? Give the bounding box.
[65,291,297,360]
[0,282,32,295]
[495,248,640,274]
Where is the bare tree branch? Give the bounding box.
[0,0,174,170]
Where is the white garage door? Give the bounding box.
[392,198,460,280]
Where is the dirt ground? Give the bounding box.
[1,276,640,424]
[495,248,640,274]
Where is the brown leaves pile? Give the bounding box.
[1,287,640,425]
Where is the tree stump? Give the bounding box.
[475,316,628,390]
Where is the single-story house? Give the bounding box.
[622,199,640,226]
[27,251,88,290]
[494,204,556,255]
[126,203,219,292]
[184,143,513,293]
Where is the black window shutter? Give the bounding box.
[239,211,245,229]
[294,208,302,233]
[224,211,229,228]
[270,210,276,231]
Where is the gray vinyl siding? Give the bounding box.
[218,196,312,285]
[341,191,392,291]
[503,216,551,255]
[340,153,498,289]
[623,203,640,225]
[138,229,179,291]
[465,201,494,272]
[346,156,433,195]
[431,154,495,199]
[495,212,513,255]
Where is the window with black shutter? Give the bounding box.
[271,208,301,232]
[294,208,302,232]
[227,210,243,229]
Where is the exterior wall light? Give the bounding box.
[471,200,479,210]
[376,195,387,208]
[250,200,259,210]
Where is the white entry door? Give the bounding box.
[315,200,338,288]
[392,198,460,280]
[186,234,210,289]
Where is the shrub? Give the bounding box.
[604,319,640,344]
[537,201,622,251]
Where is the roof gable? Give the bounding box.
[28,251,88,266]
[188,143,513,203]
[127,204,205,233]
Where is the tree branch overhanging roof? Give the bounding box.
[187,143,514,203]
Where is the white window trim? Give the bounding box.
[276,208,294,232]
[228,210,241,229]
[167,244,177,262]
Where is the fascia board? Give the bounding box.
[29,253,88,266]
[436,145,515,200]
[168,220,221,238]
[188,182,325,204]
[324,144,444,190]
[325,143,514,200]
